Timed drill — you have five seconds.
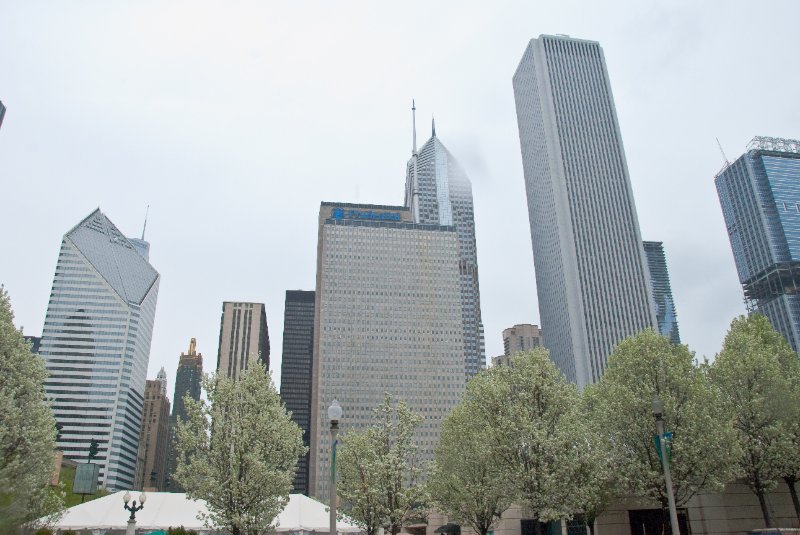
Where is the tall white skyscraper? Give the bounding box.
[309,203,465,501]
[404,108,485,377]
[40,209,160,490]
[513,35,655,388]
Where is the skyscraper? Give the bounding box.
[309,202,465,500]
[405,108,485,376]
[216,302,270,378]
[279,290,316,495]
[502,324,543,355]
[134,373,171,491]
[165,338,203,491]
[716,136,800,351]
[0,100,6,129]
[642,241,681,344]
[39,208,160,490]
[513,35,656,387]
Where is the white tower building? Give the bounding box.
[512,35,655,387]
[40,209,160,490]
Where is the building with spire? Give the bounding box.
[513,35,656,387]
[39,208,160,490]
[165,338,203,491]
[404,102,485,377]
[716,136,800,351]
[135,371,171,491]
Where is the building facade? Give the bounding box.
[404,115,485,376]
[513,35,656,387]
[502,324,543,355]
[642,241,681,344]
[216,302,270,378]
[39,208,160,490]
[309,203,465,501]
[279,290,316,495]
[134,373,170,490]
[716,136,800,351]
[165,338,203,491]
[25,335,42,355]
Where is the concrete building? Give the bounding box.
[502,324,543,356]
[165,338,203,491]
[513,35,656,388]
[216,302,270,378]
[642,241,681,344]
[309,202,465,501]
[279,290,316,495]
[39,208,160,490]
[405,109,485,376]
[716,136,800,351]
[134,372,170,491]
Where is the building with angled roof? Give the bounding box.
[404,110,485,377]
[39,208,160,490]
[716,136,800,351]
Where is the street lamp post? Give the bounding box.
[652,397,680,535]
[328,399,343,535]
[123,490,147,535]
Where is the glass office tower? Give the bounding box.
[405,118,485,377]
[716,136,800,351]
[513,35,656,387]
[642,241,681,344]
[40,209,160,490]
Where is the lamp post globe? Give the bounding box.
[328,399,343,535]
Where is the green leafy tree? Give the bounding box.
[429,381,511,535]
[778,353,800,521]
[174,357,305,535]
[338,394,425,535]
[0,287,64,533]
[590,329,737,518]
[711,315,797,527]
[470,350,587,534]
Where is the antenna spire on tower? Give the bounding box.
[432,116,436,137]
[716,137,730,166]
[412,99,417,156]
[141,205,150,240]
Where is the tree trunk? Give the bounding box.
[755,487,775,528]
[786,476,800,521]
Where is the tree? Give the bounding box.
[337,394,425,535]
[428,383,511,535]
[174,357,305,535]
[590,329,737,522]
[778,352,800,520]
[0,287,63,533]
[710,315,797,527]
[470,350,587,534]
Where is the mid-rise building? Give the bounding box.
[502,324,543,355]
[309,203,465,501]
[491,354,513,367]
[165,338,203,491]
[216,302,270,378]
[134,372,171,491]
[716,136,800,351]
[642,241,681,344]
[39,208,160,490]
[24,335,42,355]
[404,110,485,376]
[513,35,656,387]
[279,290,316,495]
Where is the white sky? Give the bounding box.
[1,1,798,391]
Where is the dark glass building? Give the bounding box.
[165,338,203,491]
[24,335,42,355]
[716,136,800,351]
[279,290,315,495]
[642,241,681,344]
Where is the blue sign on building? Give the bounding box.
[331,208,402,222]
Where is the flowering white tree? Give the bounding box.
[175,358,305,535]
[0,287,63,532]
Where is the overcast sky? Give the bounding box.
[2,1,798,391]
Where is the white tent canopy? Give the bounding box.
[46,492,364,534]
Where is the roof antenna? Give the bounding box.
[412,99,417,156]
[716,137,730,166]
[141,205,150,240]
[432,115,436,137]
